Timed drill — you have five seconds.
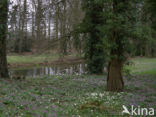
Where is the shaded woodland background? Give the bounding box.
[7,0,156,57]
[8,0,84,56]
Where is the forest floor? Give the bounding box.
[0,57,156,116]
[7,54,84,68]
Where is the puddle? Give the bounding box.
[9,63,87,78]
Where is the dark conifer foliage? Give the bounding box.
[105,0,137,91]
[81,0,137,91]
[81,0,105,74]
[146,0,156,30]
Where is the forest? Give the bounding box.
[0,0,156,116]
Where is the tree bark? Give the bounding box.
[32,12,35,39]
[106,0,127,92]
[36,0,42,41]
[60,0,67,56]
[106,59,124,92]
[48,11,51,40]
[0,0,9,78]
[19,0,27,53]
[55,5,59,40]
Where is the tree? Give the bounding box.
[146,0,156,24]
[104,0,136,91]
[145,0,156,32]
[81,0,105,74]
[19,0,27,53]
[36,0,43,41]
[132,0,156,57]
[60,0,68,56]
[146,0,156,56]
[81,0,136,91]
[0,0,9,78]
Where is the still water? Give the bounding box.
[9,63,87,78]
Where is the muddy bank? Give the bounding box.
[8,57,85,68]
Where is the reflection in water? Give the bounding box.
[9,63,87,78]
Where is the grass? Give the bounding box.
[0,57,156,116]
[7,54,60,64]
[125,57,156,75]
[0,75,125,117]
[0,74,155,116]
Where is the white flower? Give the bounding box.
[91,93,97,96]
[99,93,104,97]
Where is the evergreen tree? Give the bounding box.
[0,0,9,78]
[81,0,105,74]
[146,0,156,30]
[102,0,136,91]
[81,0,136,91]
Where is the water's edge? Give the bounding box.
[9,63,87,78]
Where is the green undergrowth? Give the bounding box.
[1,57,156,116]
[0,74,156,116]
[0,75,129,117]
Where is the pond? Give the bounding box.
[9,63,87,78]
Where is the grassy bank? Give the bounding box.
[7,54,60,64]
[126,57,156,75]
[7,54,83,68]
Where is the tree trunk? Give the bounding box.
[36,0,42,41]
[60,0,67,55]
[0,0,9,78]
[154,44,156,57]
[19,0,27,53]
[48,12,51,40]
[32,12,35,39]
[55,5,59,40]
[145,45,150,57]
[106,59,124,92]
